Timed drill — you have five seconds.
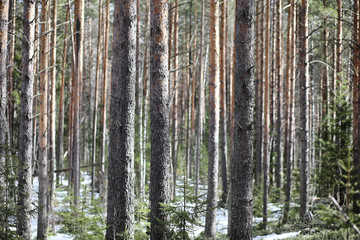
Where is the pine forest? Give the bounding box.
[2,0,360,239]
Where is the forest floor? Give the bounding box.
[28,173,311,240]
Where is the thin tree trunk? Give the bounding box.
[100,0,110,193]
[220,0,228,206]
[283,0,294,223]
[195,0,205,199]
[275,0,282,190]
[263,0,270,228]
[38,0,49,237]
[0,0,9,202]
[299,0,309,220]
[230,0,255,237]
[105,0,136,237]
[17,1,35,238]
[205,0,220,236]
[91,0,102,194]
[49,0,57,228]
[56,5,69,186]
[7,0,15,147]
[149,0,170,237]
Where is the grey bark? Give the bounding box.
[105,0,136,238]
[205,0,219,236]
[299,0,309,220]
[229,0,255,237]
[17,0,35,238]
[149,0,170,237]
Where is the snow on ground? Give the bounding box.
[29,174,299,240]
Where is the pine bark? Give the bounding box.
[299,0,309,220]
[38,0,49,237]
[149,0,170,237]
[230,0,255,237]
[17,1,35,238]
[263,0,270,228]
[220,0,228,206]
[205,0,220,236]
[0,0,9,201]
[7,0,15,146]
[105,0,136,237]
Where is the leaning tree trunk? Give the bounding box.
[0,0,9,202]
[205,0,220,236]
[299,0,309,220]
[230,0,255,237]
[149,0,170,237]
[105,0,136,238]
[38,0,49,237]
[17,0,35,238]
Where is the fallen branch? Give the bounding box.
[329,195,360,235]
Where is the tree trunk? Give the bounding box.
[275,0,282,190]
[205,0,219,236]
[38,0,49,237]
[230,0,255,237]
[299,0,309,220]
[283,0,294,223]
[72,0,83,205]
[220,0,228,206]
[48,0,57,228]
[0,0,9,202]
[56,5,69,186]
[263,0,270,228]
[7,0,15,147]
[149,0,170,237]
[17,1,35,238]
[105,0,136,237]
[91,0,102,194]
[195,0,205,199]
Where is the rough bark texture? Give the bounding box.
[105,0,136,238]
[205,0,220,237]
[7,0,15,146]
[0,0,8,202]
[220,0,228,206]
[299,0,309,220]
[17,1,35,238]
[263,0,270,228]
[230,0,255,237]
[149,0,170,237]
[38,0,49,237]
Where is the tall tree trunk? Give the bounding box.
[205,0,219,236]
[230,0,255,237]
[149,0,170,237]
[101,0,110,192]
[0,0,9,202]
[263,0,270,228]
[72,0,83,204]
[38,0,49,237]
[49,0,57,228]
[105,0,136,237]
[56,5,69,186]
[353,0,360,214]
[91,0,102,194]
[17,1,35,238]
[275,0,282,190]
[7,0,15,147]
[220,0,228,206]
[299,0,309,220]
[195,0,205,199]
[171,0,179,199]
